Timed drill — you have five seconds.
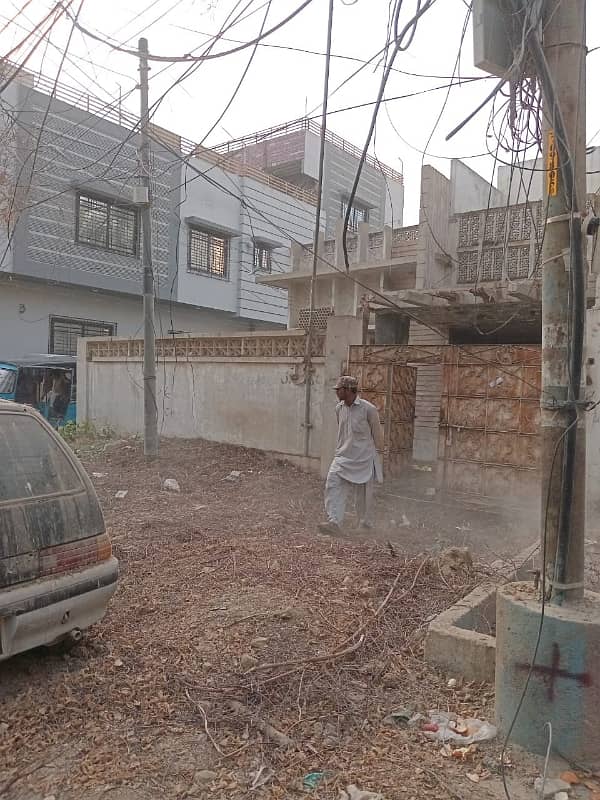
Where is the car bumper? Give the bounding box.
[0,556,119,660]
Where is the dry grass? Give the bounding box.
[0,438,528,800]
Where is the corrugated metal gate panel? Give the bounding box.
[438,345,541,500]
[347,352,417,478]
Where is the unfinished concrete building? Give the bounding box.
[212,119,405,236]
[257,157,600,510]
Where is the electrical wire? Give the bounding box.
[341,0,440,275]
[303,0,335,458]
[168,21,490,82]
[63,0,315,63]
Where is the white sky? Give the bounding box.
[3,0,600,223]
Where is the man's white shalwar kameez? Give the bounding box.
[325,397,383,527]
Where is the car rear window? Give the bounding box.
[0,413,82,502]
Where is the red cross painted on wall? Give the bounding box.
[516,643,592,701]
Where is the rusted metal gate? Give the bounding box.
[347,345,417,477]
[438,345,541,501]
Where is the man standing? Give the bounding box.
[319,375,384,534]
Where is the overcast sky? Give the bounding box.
[3,0,600,223]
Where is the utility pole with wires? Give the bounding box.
[138,37,158,459]
[482,0,600,768]
[537,0,587,605]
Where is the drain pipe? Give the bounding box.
[303,0,334,459]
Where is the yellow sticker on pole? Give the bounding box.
[547,130,559,197]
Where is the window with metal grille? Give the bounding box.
[341,198,369,232]
[49,316,116,356]
[76,193,138,256]
[253,242,272,273]
[188,227,229,278]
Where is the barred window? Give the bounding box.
[188,227,229,278]
[49,316,116,356]
[253,242,272,273]
[76,193,138,256]
[341,198,369,232]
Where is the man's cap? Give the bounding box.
[334,375,359,390]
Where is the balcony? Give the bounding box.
[256,222,420,290]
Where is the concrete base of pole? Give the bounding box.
[495,583,600,769]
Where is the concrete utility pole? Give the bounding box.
[539,0,587,603]
[492,1,600,767]
[138,37,158,459]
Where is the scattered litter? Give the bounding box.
[399,513,410,527]
[447,678,458,688]
[466,772,480,783]
[249,765,274,791]
[420,712,497,744]
[489,376,504,388]
[383,708,412,726]
[114,490,128,499]
[224,470,242,481]
[163,478,181,493]
[113,658,123,667]
[303,771,332,790]
[559,771,579,785]
[193,504,208,511]
[451,744,478,761]
[194,770,218,784]
[413,464,433,472]
[422,722,439,733]
[339,786,384,800]
[240,653,259,670]
[440,744,453,758]
[534,777,571,798]
[424,487,436,497]
[250,636,269,650]
[554,793,569,800]
[91,472,107,478]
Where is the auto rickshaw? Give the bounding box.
[0,355,77,427]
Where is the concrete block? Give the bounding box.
[496,583,600,769]
[424,542,539,684]
[425,583,497,683]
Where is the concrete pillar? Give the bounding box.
[495,583,600,769]
[383,225,392,260]
[76,337,88,425]
[320,315,364,477]
[290,242,303,271]
[358,222,369,262]
[374,311,408,345]
[586,307,600,528]
[334,219,345,269]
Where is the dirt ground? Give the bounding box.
[1,437,597,800]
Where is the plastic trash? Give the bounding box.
[339,786,384,800]
[163,478,181,493]
[115,490,128,499]
[420,712,497,744]
[224,470,242,481]
[383,707,412,726]
[303,772,332,790]
[534,777,571,798]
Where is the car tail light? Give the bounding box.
[39,533,112,577]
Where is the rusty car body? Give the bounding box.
[0,400,118,659]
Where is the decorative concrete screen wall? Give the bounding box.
[78,331,325,465]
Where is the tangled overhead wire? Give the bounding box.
[341,0,439,274]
